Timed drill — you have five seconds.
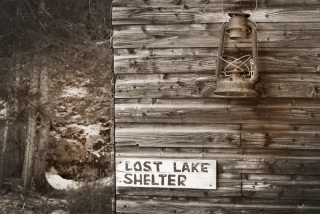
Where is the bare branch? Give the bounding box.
[27,2,44,28]
[30,0,53,19]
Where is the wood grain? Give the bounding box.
[243,174,320,199]
[113,7,320,25]
[116,147,320,159]
[116,198,320,214]
[115,73,215,98]
[241,124,320,149]
[115,98,320,124]
[117,177,241,197]
[114,48,320,74]
[115,73,320,98]
[113,24,320,48]
[115,123,320,149]
[114,23,320,35]
[113,0,320,8]
[116,123,240,148]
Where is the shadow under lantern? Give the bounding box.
[214,12,258,97]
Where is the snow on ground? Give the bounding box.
[61,86,88,98]
[0,101,6,119]
[66,123,101,136]
[45,172,112,191]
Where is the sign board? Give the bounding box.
[116,158,216,189]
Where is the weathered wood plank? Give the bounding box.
[241,124,320,149]
[112,7,320,25]
[114,23,320,35]
[113,24,320,48]
[116,147,320,158]
[115,97,320,107]
[243,174,320,199]
[117,195,233,203]
[244,174,320,184]
[116,195,320,207]
[117,174,240,199]
[117,176,241,198]
[257,83,319,98]
[115,73,320,98]
[115,123,240,148]
[113,0,320,8]
[114,48,320,74]
[264,70,320,80]
[115,123,320,149]
[115,98,320,124]
[116,199,320,214]
[115,73,215,98]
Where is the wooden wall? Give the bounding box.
[112,0,320,213]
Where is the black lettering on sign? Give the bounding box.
[192,163,199,172]
[123,174,133,184]
[201,163,210,173]
[173,162,181,172]
[125,161,132,171]
[178,175,186,186]
[134,161,142,171]
[168,174,176,186]
[151,174,159,185]
[158,174,167,185]
[134,174,143,185]
[143,161,152,171]
[153,161,163,172]
[182,163,190,172]
[144,174,151,185]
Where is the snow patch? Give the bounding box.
[61,86,88,98]
[50,130,61,140]
[96,41,108,45]
[45,172,112,191]
[0,110,5,119]
[0,101,6,119]
[70,114,81,119]
[67,124,101,136]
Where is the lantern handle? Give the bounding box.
[247,20,258,83]
[216,22,229,82]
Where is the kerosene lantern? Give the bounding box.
[214,12,258,97]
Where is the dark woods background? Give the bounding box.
[0,0,112,202]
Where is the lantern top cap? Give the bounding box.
[228,12,250,18]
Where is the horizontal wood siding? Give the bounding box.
[114,48,320,74]
[116,198,320,214]
[112,7,320,25]
[113,24,320,49]
[115,73,320,98]
[115,98,320,124]
[113,1,320,213]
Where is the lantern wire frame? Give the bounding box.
[214,14,259,97]
[219,54,253,77]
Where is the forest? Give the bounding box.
[0,0,113,213]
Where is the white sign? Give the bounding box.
[116,158,216,189]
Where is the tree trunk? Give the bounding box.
[33,59,50,191]
[14,60,24,178]
[22,62,40,194]
[0,102,9,190]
